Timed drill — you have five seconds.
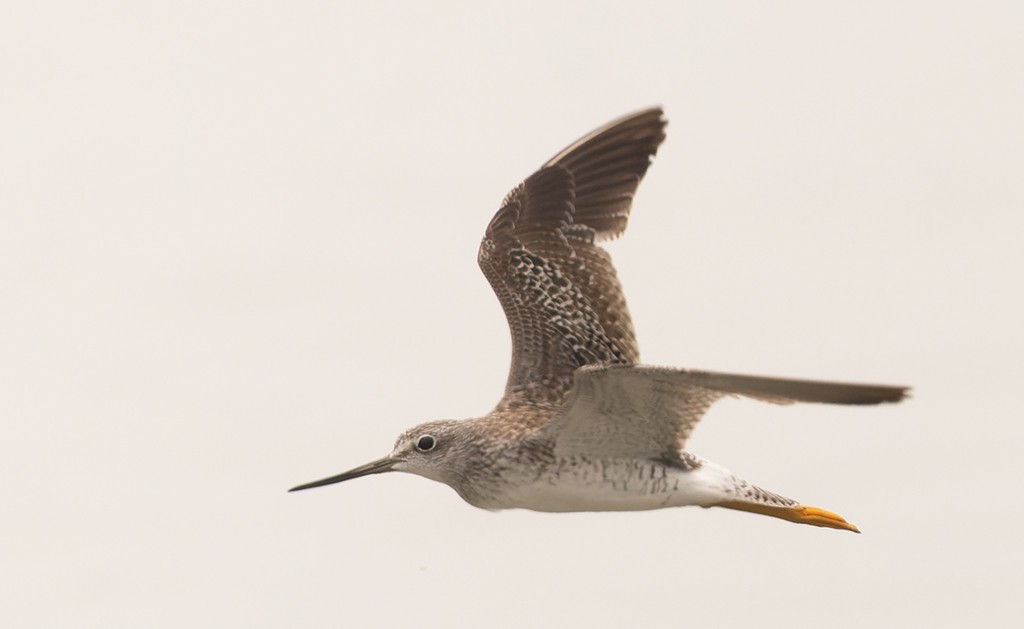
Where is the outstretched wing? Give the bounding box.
[478,108,667,407]
[543,364,909,462]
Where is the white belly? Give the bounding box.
[490,457,739,513]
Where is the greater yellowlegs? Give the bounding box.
[290,107,907,532]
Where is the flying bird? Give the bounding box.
[290,107,907,532]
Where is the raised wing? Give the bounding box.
[543,364,908,462]
[478,108,667,406]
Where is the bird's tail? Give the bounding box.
[714,485,860,533]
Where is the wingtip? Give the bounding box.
[859,384,912,405]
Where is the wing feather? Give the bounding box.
[478,108,667,406]
[544,365,909,461]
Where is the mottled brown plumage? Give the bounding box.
[291,108,908,533]
[479,108,666,408]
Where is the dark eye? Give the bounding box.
[415,435,436,452]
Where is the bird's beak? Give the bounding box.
[288,456,398,492]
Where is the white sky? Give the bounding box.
[2,1,1022,627]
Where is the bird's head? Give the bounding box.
[289,419,474,492]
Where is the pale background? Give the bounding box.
[3,1,1021,627]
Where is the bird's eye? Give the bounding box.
[415,435,436,452]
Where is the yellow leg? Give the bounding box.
[716,501,860,533]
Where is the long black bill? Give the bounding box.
[288,456,397,492]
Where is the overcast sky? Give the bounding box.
[3,1,1022,627]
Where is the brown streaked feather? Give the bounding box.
[478,108,667,407]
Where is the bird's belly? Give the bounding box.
[491,458,731,513]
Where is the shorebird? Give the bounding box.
[290,107,907,532]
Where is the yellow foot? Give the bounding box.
[788,505,860,533]
[716,501,860,533]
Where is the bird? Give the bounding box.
[289,107,908,532]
